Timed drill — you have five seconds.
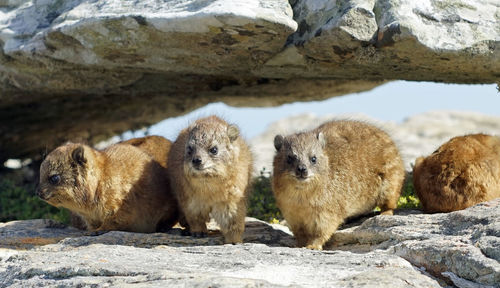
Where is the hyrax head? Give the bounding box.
[274,131,328,182]
[37,143,94,209]
[184,117,240,177]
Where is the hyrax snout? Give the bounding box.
[272,120,405,250]
[38,136,178,232]
[168,116,253,244]
[413,133,500,213]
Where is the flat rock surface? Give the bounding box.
[1,200,499,287]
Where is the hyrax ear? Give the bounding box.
[317,132,326,148]
[274,135,284,151]
[71,145,87,166]
[227,125,240,142]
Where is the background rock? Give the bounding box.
[1,0,499,162]
[1,200,499,287]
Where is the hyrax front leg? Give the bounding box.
[184,209,209,238]
[303,218,341,250]
[213,200,246,244]
[379,182,402,216]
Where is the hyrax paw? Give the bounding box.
[192,231,207,238]
[305,244,323,250]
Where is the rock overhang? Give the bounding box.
[0,0,498,162]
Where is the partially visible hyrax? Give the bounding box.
[37,136,178,232]
[121,135,171,168]
[168,116,253,244]
[413,133,500,213]
[273,120,405,250]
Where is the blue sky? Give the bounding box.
[124,81,499,140]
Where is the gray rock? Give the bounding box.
[0,243,441,288]
[1,201,499,287]
[331,199,500,287]
[282,0,500,82]
[1,0,499,162]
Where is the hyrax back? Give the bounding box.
[168,116,253,244]
[37,136,178,232]
[272,120,404,250]
[121,135,171,169]
[413,134,500,213]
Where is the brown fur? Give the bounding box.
[272,120,405,250]
[168,116,253,244]
[37,136,178,233]
[121,135,171,169]
[413,133,500,213]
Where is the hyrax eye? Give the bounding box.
[287,155,294,164]
[209,146,218,155]
[311,156,317,164]
[187,146,194,155]
[49,174,61,185]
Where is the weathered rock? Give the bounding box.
[330,199,500,286]
[0,244,441,287]
[0,217,295,250]
[1,201,499,287]
[1,0,499,162]
[281,0,500,82]
[1,218,441,287]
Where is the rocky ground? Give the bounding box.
[1,199,499,287]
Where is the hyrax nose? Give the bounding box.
[192,157,202,166]
[297,164,308,176]
[35,185,45,199]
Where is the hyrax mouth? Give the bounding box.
[36,187,51,200]
[295,175,310,181]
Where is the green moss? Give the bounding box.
[247,168,282,222]
[0,178,71,224]
[398,173,421,209]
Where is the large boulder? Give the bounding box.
[1,0,498,161]
[1,200,499,287]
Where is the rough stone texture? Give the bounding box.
[250,111,500,173]
[1,201,499,287]
[0,218,435,287]
[330,199,500,286]
[281,0,500,82]
[1,0,499,162]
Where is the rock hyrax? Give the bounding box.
[168,116,253,244]
[37,136,178,232]
[413,133,500,213]
[273,120,405,250]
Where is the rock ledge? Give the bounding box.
[1,199,499,287]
